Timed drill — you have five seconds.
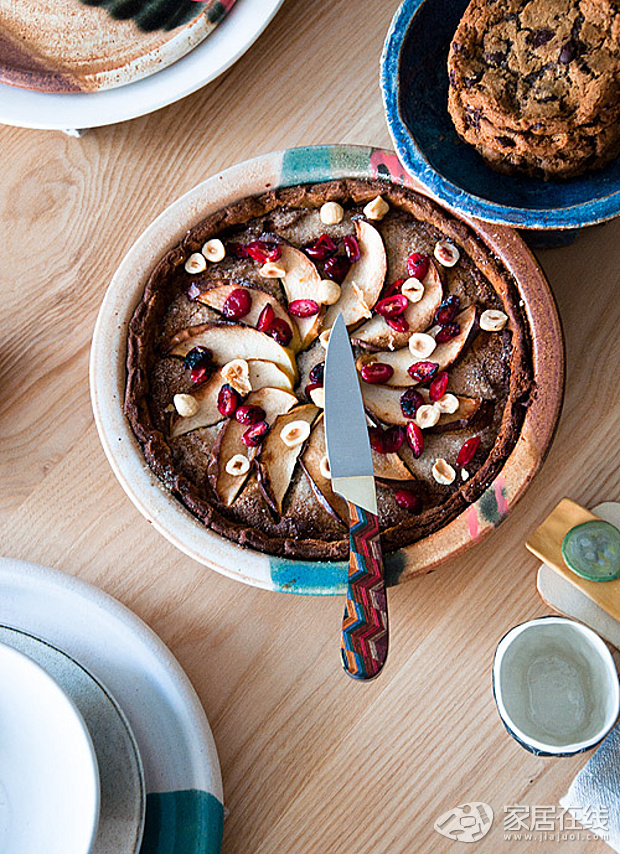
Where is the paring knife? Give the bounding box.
[324,313,388,680]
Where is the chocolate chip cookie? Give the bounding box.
[447,0,620,179]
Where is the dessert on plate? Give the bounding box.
[125,179,533,560]
[447,0,620,179]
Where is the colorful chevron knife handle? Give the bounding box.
[341,502,389,680]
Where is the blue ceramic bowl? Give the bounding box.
[381,0,620,230]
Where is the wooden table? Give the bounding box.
[1,1,618,850]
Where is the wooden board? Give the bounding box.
[0,0,619,851]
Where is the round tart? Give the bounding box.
[125,178,534,561]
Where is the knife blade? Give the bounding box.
[324,313,388,680]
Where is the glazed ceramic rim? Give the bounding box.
[0,642,101,854]
[0,0,285,130]
[90,144,564,595]
[493,617,620,755]
[0,555,224,852]
[381,0,620,230]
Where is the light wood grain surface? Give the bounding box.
[1,1,619,851]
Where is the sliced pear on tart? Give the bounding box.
[362,383,486,430]
[371,450,415,481]
[299,415,348,525]
[168,322,298,383]
[356,305,477,387]
[322,220,387,332]
[207,387,298,507]
[193,283,302,352]
[257,403,319,516]
[351,261,443,351]
[170,361,294,439]
[278,246,325,349]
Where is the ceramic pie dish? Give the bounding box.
[91,144,564,595]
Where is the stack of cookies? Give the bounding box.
[447,0,620,180]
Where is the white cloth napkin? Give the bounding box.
[561,724,620,850]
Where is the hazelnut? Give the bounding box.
[202,239,226,263]
[221,359,252,395]
[260,261,287,278]
[415,404,440,429]
[434,393,459,414]
[402,277,425,303]
[173,393,199,417]
[352,283,372,318]
[319,329,331,349]
[184,253,207,274]
[225,454,250,477]
[434,240,460,267]
[461,468,470,482]
[320,456,332,480]
[309,386,325,408]
[319,202,344,225]
[363,195,390,221]
[408,332,436,359]
[280,420,311,448]
[316,279,341,306]
[480,309,508,332]
[432,458,456,485]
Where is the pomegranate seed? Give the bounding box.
[323,255,351,284]
[368,427,387,454]
[242,421,270,447]
[435,296,460,326]
[190,366,211,385]
[406,252,429,280]
[257,303,275,332]
[183,346,212,371]
[245,240,282,263]
[235,404,266,425]
[429,371,449,402]
[222,287,252,320]
[228,242,249,259]
[187,282,202,300]
[309,362,325,385]
[305,381,322,399]
[399,388,424,418]
[384,425,405,453]
[406,422,424,458]
[387,316,410,333]
[407,361,439,384]
[375,294,408,319]
[267,318,293,346]
[457,436,481,467]
[288,299,320,317]
[395,489,422,513]
[435,323,460,343]
[217,383,240,418]
[382,278,405,300]
[360,363,394,384]
[343,235,360,262]
[305,234,338,261]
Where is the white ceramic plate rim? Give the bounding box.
[0,643,101,854]
[493,616,620,755]
[0,0,285,130]
[0,557,222,802]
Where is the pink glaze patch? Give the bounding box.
[467,505,480,540]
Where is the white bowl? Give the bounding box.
[493,617,620,756]
[0,643,100,854]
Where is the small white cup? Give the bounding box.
[493,617,620,756]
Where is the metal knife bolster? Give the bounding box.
[330,476,378,517]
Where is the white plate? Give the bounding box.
[0,557,224,854]
[0,0,285,130]
[0,626,145,854]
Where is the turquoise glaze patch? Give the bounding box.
[140,790,223,854]
[281,145,374,188]
[270,550,407,595]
